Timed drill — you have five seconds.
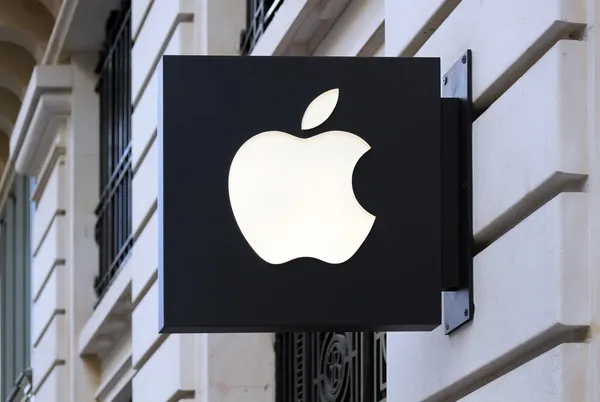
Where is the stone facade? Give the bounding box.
[0,0,596,401]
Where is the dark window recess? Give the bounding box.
[0,176,32,402]
[240,0,285,55]
[276,332,387,402]
[94,0,133,301]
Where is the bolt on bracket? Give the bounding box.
[440,50,474,335]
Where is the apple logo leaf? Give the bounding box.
[301,88,340,131]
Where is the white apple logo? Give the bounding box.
[228,88,375,265]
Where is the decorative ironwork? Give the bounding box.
[240,0,285,55]
[94,0,133,301]
[276,332,386,402]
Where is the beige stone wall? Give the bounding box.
[386,0,594,401]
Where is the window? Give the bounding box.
[0,176,32,401]
[94,0,133,301]
[240,0,285,55]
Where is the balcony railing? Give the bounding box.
[94,0,133,301]
[240,0,285,55]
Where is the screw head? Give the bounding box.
[445,323,449,330]
[464,309,469,317]
[461,54,467,64]
[443,76,448,85]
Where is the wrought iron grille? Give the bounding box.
[240,0,285,55]
[276,332,387,402]
[94,0,133,300]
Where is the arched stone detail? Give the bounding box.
[0,0,54,63]
[0,87,21,135]
[0,130,8,170]
[38,0,61,19]
[0,116,13,136]
[0,0,60,170]
[0,41,35,100]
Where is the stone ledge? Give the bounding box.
[132,335,195,402]
[0,65,73,218]
[461,343,590,401]
[10,64,72,176]
[78,257,134,359]
[472,40,588,250]
[385,0,460,57]
[16,94,71,176]
[95,354,133,401]
[388,193,590,401]
[414,0,586,111]
[133,0,155,42]
[131,0,193,107]
[250,0,352,56]
[313,0,384,56]
[31,144,66,204]
[33,365,67,402]
[33,315,67,394]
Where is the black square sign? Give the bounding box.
[158,55,442,333]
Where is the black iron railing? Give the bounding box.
[94,0,133,300]
[276,332,387,402]
[240,0,285,55]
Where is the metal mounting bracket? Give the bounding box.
[440,50,474,335]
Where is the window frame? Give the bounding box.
[0,176,32,401]
[240,0,285,55]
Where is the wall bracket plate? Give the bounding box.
[441,50,474,335]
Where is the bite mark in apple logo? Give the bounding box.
[228,88,376,265]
